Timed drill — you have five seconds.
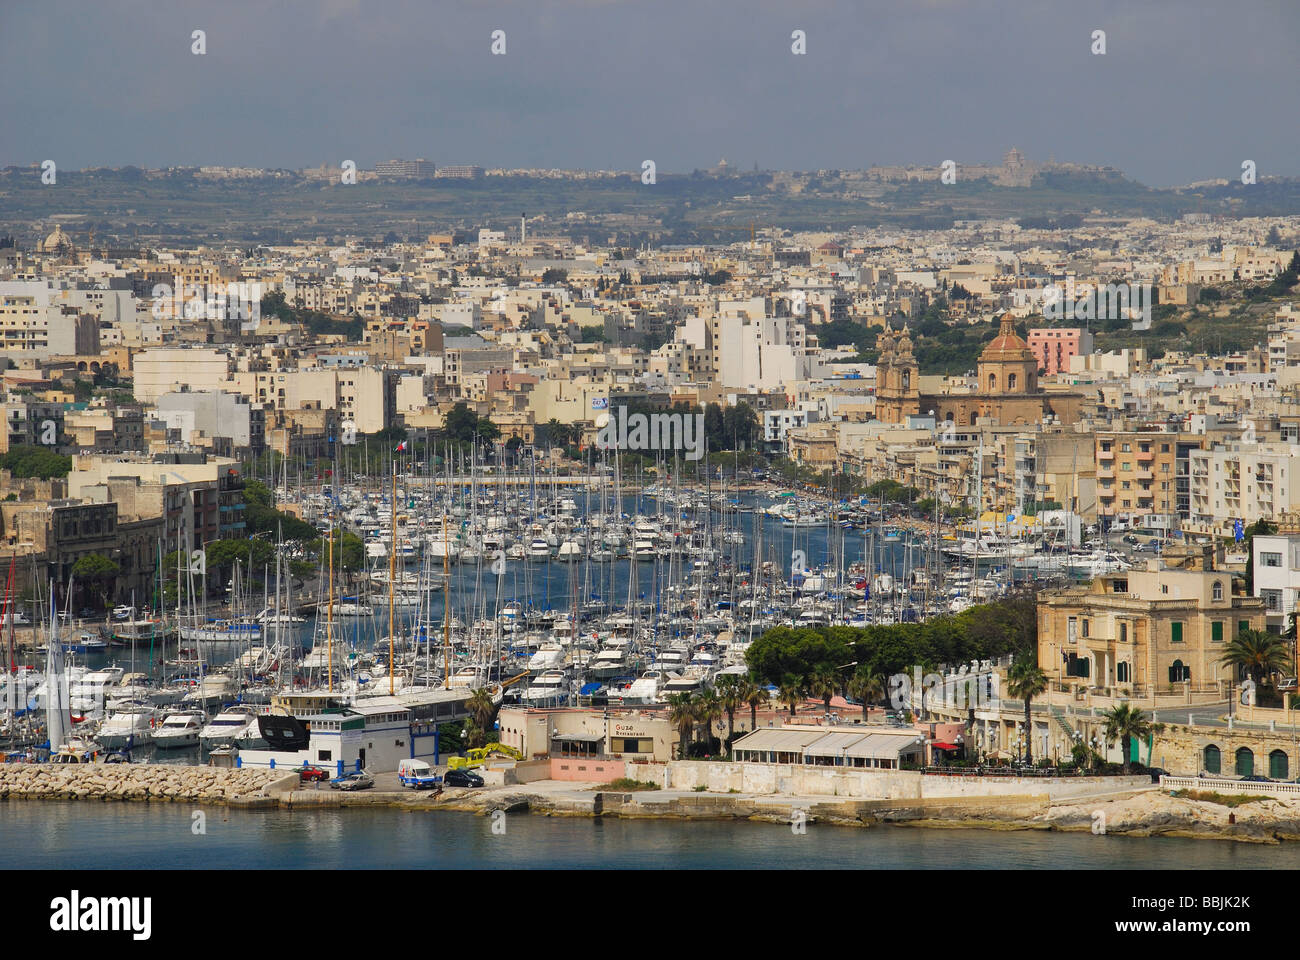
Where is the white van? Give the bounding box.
[397,759,442,790]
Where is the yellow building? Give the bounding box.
[1037,544,1267,700]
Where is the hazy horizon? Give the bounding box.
[3,0,1298,187]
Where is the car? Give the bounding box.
[298,765,330,783]
[1240,775,1272,783]
[1122,534,1139,545]
[330,772,374,791]
[443,768,484,788]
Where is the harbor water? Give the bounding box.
[1,802,1291,869]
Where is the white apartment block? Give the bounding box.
[716,314,824,392]
[133,348,233,402]
[1251,533,1300,632]
[1187,443,1300,536]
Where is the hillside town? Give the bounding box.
[2,186,1300,814]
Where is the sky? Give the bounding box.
[2,0,1298,187]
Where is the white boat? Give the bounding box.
[200,706,260,747]
[527,538,552,562]
[181,618,263,642]
[96,708,156,749]
[522,670,571,703]
[556,540,583,562]
[151,711,204,749]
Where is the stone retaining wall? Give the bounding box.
[0,763,288,804]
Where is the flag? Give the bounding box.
[1233,519,1245,543]
[396,441,408,452]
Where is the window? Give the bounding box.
[1238,620,1250,636]
[1169,660,1190,683]
[1212,622,1224,643]
[1212,581,1223,601]
[1112,579,1128,593]
[317,750,332,762]
[1081,619,1090,638]
[1117,661,1130,682]
[1262,589,1283,612]
[1171,622,1183,643]
[1204,745,1221,774]
[1261,552,1283,567]
[1119,623,1128,643]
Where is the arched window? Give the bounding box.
[988,374,997,391]
[1116,661,1130,683]
[969,411,979,427]
[1203,744,1221,774]
[943,411,954,423]
[1008,373,1018,391]
[1235,747,1254,777]
[902,370,910,390]
[1169,660,1191,683]
[1270,749,1289,779]
[1212,581,1223,601]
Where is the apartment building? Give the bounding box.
[1187,442,1300,538]
[1026,327,1093,375]
[133,348,233,402]
[1094,426,1183,531]
[1251,519,1300,632]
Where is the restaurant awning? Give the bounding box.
[551,733,604,743]
[731,729,817,754]
[842,733,922,760]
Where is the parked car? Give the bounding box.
[443,768,484,788]
[299,765,330,783]
[330,772,374,791]
[1240,775,1272,783]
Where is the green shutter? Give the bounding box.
[1238,620,1249,637]
[1212,622,1223,643]
[1171,622,1183,643]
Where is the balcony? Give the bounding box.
[1098,449,1115,461]
[1097,466,1115,479]
[1136,450,1155,462]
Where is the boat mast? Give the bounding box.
[442,511,451,689]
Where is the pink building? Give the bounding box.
[1027,327,1093,375]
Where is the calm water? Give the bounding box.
[2,802,1293,869]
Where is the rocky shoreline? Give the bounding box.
[6,765,1300,843]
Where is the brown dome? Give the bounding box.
[980,314,1032,361]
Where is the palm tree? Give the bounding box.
[1220,628,1293,691]
[465,687,498,749]
[807,669,838,716]
[846,669,883,722]
[667,693,696,760]
[777,680,804,718]
[742,679,768,731]
[1005,661,1048,765]
[693,689,723,755]
[716,675,742,750]
[1102,703,1152,775]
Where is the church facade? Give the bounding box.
[875,314,1084,427]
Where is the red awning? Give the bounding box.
[931,742,961,750]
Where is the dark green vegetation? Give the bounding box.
[744,595,1037,690]
[0,445,72,479]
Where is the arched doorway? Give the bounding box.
[1203,744,1221,774]
[1235,747,1254,777]
[1270,749,1289,779]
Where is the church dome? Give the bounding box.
[980,313,1032,361]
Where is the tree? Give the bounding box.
[465,688,499,749]
[1243,520,1277,595]
[846,669,884,722]
[807,668,838,715]
[71,554,120,611]
[692,689,723,756]
[777,680,804,718]
[667,693,696,760]
[742,679,768,732]
[716,675,742,751]
[1006,660,1048,765]
[1102,703,1152,776]
[1220,628,1292,690]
